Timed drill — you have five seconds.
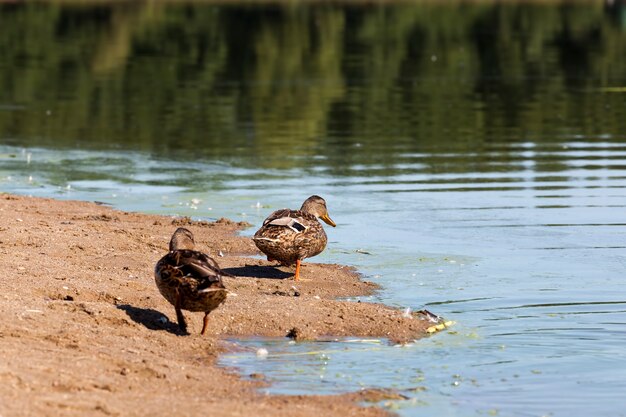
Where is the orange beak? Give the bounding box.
[320,213,336,227]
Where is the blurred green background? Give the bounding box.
[2,1,626,170]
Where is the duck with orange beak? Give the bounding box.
[253,195,336,281]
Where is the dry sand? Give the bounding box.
[0,193,438,417]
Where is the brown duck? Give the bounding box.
[154,227,227,335]
[253,195,336,281]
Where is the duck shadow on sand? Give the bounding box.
[223,265,294,280]
[117,304,185,335]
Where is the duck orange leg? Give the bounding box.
[294,259,301,281]
[201,312,210,335]
[175,292,188,334]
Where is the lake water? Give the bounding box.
[2,2,626,416]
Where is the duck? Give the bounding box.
[253,195,336,281]
[154,227,227,335]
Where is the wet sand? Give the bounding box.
[0,194,437,417]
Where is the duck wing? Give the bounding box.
[261,208,311,233]
[158,250,225,292]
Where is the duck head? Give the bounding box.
[169,227,196,251]
[300,195,336,227]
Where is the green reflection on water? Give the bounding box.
[1,1,626,175]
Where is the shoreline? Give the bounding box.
[0,193,438,416]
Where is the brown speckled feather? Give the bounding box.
[154,249,227,313]
[253,208,327,265]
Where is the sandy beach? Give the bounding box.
[0,193,437,417]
